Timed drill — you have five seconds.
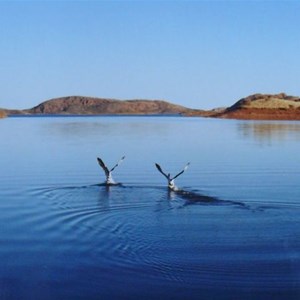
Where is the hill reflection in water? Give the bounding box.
[237,121,300,145]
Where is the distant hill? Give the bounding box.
[3,93,300,120]
[210,93,300,120]
[5,96,205,116]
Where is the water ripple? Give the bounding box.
[15,184,299,296]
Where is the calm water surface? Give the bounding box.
[0,116,299,299]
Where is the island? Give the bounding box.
[2,93,300,120]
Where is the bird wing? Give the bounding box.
[97,157,110,177]
[110,156,125,172]
[155,163,169,179]
[172,162,190,180]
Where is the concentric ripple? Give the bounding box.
[1,183,292,299]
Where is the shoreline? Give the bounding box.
[5,113,300,121]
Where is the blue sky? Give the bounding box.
[0,1,300,109]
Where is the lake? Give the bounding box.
[0,116,299,300]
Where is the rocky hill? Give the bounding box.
[211,93,300,120]
[6,96,203,116]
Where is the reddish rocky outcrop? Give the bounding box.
[211,93,300,120]
[0,110,6,118]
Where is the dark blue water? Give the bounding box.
[0,116,299,299]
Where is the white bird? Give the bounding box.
[97,156,125,185]
[155,162,190,191]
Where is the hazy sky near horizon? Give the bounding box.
[1,1,300,110]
